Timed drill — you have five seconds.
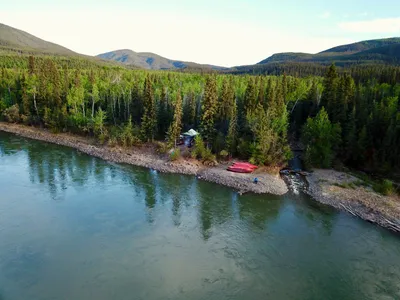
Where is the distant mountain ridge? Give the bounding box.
[227,37,400,75]
[0,23,77,56]
[1,22,400,73]
[97,49,225,71]
[257,38,400,65]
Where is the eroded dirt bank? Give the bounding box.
[306,169,400,233]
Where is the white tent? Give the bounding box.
[183,129,199,137]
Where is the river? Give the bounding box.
[0,132,399,300]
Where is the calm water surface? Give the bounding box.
[0,132,399,300]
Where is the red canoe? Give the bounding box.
[232,162,258,170]
[227,166,254,173]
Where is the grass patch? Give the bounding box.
[373,179,395,196]
[334,182,356,189]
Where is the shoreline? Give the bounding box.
[306,169,400,233]
[1,122,399,233]
[0,122,288,196]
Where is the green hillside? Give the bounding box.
[97,49,225,71]
[256,37,400,66]
[320,37,400,54]
[0,23,77,56]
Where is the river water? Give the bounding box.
[0,132,399,300]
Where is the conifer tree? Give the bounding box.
[167,91,183,147]
[226,98,237,156]
[141,75,157,141]
[244,77,258,114]
[200,76,218,148]
[302,107,342,168]
[321,63,338,118]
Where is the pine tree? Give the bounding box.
[302,107,342,168]
[321,63,338,118]
[226,98,237,156]
[244,77,258,114]
[28,56,35,75]
[167,91,183,147]
[141,75,157,142]
[200,76,218,148]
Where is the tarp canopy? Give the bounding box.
[183,129,199,137]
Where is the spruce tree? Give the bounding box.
[321,63,338,118]
[200,76,218,148]
[167,91,183,147]
[226,98,237,156]
[141,75,157,142]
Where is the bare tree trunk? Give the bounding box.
[33,93,39,117]
[92,96,95,118]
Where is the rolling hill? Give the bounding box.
[97,49,225,71]
[229,38,400,75]
[1,22,400,74]
[257,38,400,65]
[0,23,77,56]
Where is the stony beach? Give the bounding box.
[0,122,288,195]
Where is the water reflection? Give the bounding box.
[1,132,400,300]
[237,194,282,231]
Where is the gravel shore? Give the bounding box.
[0,122,288,195]
[306,169,400,233]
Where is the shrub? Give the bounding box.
[119,118,140,147]
[108,136,118,147]
[190,135,217,166]
[2,104,20,123]
[0,99,7,115]
[373,179,394,196]
[202,148,217,166]
[302,108,341,168]
[219,149,229,160]
[191,135,206,159]
[155,141,169,154]
[169,148,180,161]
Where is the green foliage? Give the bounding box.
[155,141,169,154]
[190,135,217,165]
[373,179,394,196]
[302,108,342,168]
[219,150,229,160]
[1,56,399,173]
[167,91,183,147]
[246,78,292,166]
[200,76,218,147]
[120,117,140,147]
[92,108,107,142]
[191,135,207,159]
[169,148,181,161]
[141,75,157,142]
[2,103,20,122]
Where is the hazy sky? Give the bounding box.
[2,0,400,67]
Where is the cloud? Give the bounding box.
[319,12,331,19]
[339,18,400,33]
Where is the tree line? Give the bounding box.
[0,56,399,173]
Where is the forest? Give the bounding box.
[0,55,399,174]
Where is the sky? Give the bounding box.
[1,0,400,67]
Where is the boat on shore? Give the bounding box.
[227,162,258,173]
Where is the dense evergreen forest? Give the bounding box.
[0,56,399,173]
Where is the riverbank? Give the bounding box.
[306,169,400,233]
[0,122,288,195]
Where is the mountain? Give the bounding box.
[319,38,400,54]
[228,38,400,75]
[257,38,400,65]
[97,49,225,71]
[0,23,77,56]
